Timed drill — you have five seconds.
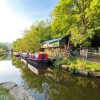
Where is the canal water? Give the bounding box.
[0,54,100,100]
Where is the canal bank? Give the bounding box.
[61,64,100,78]
[0,82,35,100]
[20,54,100,78]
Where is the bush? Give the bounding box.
[54,57,68,68]
[54,56,100,72]
[69,58,100,72]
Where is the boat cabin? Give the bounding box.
[28,53,48,61]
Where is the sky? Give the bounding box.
[0,0,59,43]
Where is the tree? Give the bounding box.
[12,20,53,53]
[12,39,23,52]
[52,0,100,46]
[0,43,8,52]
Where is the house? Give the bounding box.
[42,35,70,58]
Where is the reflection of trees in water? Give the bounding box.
[12,56,100,100]
[45,69,100,100]
[0,55,8,60]
[12,56,49,93]
[47,69,100,88]
[12,56,23,68]
[21,66,49,93]
[21,67,100,100]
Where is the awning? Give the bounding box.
[43,37,63,44]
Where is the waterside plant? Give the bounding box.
[54,56,100,72]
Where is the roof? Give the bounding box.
[43,37,63,44]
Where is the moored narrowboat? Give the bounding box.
[27,53,49,67]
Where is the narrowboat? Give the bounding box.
[26,53,51,68]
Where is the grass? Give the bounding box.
[0,86,8,94]
[54,56,100,72]
[0,86,14,100]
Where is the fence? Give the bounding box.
[80,47,100,62]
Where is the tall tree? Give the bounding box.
[52,0,100,46]
[13,20,53,53]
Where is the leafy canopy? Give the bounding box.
[52,0,100,46]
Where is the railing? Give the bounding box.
[80,48,100,62]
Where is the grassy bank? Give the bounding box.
[54,56,100,72]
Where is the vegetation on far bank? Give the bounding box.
[0,43,8,53]
[13,0,100,53]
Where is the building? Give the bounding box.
[42,35,70,58]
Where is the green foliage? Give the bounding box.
[54,55,100,72]
[0,55,7,60]
[13,0,100,54]
[13,20,52,53]
[68,58,100,72]
[0,48,4,52]
[67,56,77,68]
[54,57,68,68]
[0,43,8,52]
[12,39,22,52]
[0,86,8,94]
[54,60,64,68]
[0,86,14,100]
[52,0,100,46]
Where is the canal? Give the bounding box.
[0,54,100,100]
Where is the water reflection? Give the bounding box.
[0,55,100,100]
[0,54,8,60]
[0,52,11,61]
[44,70,100,100]
[12,56,100,100]
[12,56,48,100]
[0,61,22,85]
